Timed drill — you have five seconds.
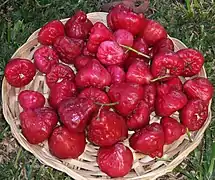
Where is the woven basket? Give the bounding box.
[2,12,212,180]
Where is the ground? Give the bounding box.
[0,0,215,179]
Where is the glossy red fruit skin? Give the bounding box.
[38,20,65,45]
[129,123,165,158]
[53,36,84,64]
[140,20,167,46]
[48,126,86,159]
[87,110,128,147]
[157,77,183,95]
[65,10,93,40]
[97,41,125,66]
[142,83,156,112]
[180,99,208,131]
[34,46,59,74]
[87,22,114,53]
[83,46,96,57]
[18,90,45,110]
[161,117,186,144]
[126,60,153,85]
[107,4,143,35]
[126,100,150,130]
[5,58,36,87]
[151,51,184,78]
[129,37,149,58]
[58,97,97,132]
[107,65,126,84]
[48,80,77,109]
[177,48,204,77]
[113,29,134,47]
[78,87,110,111]
[151,38,174,57]
[74,55,93,70]
[20,107,58,144]
[97,143,133,178]
[46,63,75,88]
[183,77,213,103]
[75,59,111,89]
[155,89,188,117]
[108,82,144,116]
[124,57,148,71]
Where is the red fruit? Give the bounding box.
[18,90,45,110]
[107,65,126,84]
[180,99,208,131]
[48,126,86,159]
[129,37,149,58]
[140,20,167,46]
[155,89,188,117]
[177,48,204,77]
[87,109,128,146]
[20,107,58,144]
[78,87,110,111]
[83,46,95,57]
[183,77,213,103]
[113,29,134,47]
[48,80,76,109]
[53,36,84,64]
[46,63,75,88]
[107,4,143,35]
[5,58,36,87]
[126,100,150,130]
[157,77,183,95]
[87,22,114,53]
[142,83,156,112]
[97,41,125,66]
[151,38,174,57]
[108,82,144,116]
[75,59,111,89]
[129,123,165,158]
[161,117,186,144]
[65,10,93,39]
[38,20,65,45]
[126,60,153,85]
[34,46,59,74]
[74,55,93,70]
[58,97,97,132]
[97,143,133,178]
[151,51,184,78]
[124,57,148,71]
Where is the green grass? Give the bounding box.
[0,0,215,179]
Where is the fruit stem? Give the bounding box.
[186,128,193,142]
[94,102,119,106]
[119,44,151,59]
[150,75,171,82]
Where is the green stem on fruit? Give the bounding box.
[119,44,151,59]
[96,105,104,120]
[150,75,171,82]
[94,102,119,106]
[186,128,193,142]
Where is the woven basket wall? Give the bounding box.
[2,12,212,180]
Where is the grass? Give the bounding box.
[0,0,215,179]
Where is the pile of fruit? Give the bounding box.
[4,4,213,178]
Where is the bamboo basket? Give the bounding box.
[2,12,212,180]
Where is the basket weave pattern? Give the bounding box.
[2,12,212,180]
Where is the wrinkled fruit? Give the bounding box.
[20,107,58,144]
[18,90,45,110]
[97,143,133,177]
[87,109,128,147]
[107,65,126,84]
[48,126,86,159]
[5,58,36,87]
